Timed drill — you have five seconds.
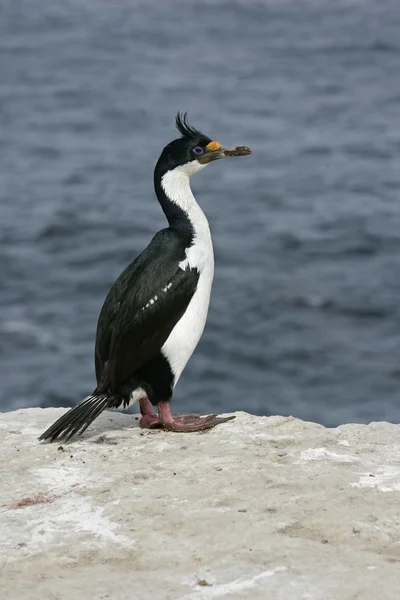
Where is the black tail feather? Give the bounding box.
[39,394,117,443]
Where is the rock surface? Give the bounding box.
[1,408,400,600]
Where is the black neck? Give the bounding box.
[154,164,194,246]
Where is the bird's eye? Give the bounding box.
[193,146,205,155]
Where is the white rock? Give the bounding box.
[0,408,399,599]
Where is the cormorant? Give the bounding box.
[39,113,251,442]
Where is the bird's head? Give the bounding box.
[155,112,251,177]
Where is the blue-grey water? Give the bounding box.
[1,0,400,426]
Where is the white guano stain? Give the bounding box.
[298,447,358,463]
[182,567,287,599]
[351,466,400,492]
[2,465,136,556]
[37,464,135,547]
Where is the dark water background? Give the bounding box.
[1,0,400,426]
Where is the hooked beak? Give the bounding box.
[197,145,252,165]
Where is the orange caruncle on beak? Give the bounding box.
[206,141,222,151]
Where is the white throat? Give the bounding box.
[161,162,214,272]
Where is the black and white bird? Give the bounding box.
[39,113,251,442]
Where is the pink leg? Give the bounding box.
[139,396,160,429]
[157,401,235,432]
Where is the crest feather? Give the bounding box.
[175,112,206,140]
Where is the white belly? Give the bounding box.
[160,162,215,385]
[161,260,214,385]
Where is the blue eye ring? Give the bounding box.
[193,146,205,155]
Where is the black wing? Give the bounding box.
[94,229,199,392]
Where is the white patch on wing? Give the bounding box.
[161,163,214,384]
[142,293,161,310]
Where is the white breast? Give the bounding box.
[160,162,214,384]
